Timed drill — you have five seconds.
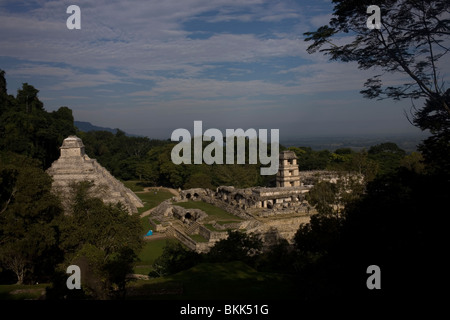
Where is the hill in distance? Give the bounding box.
[74,121,140,137]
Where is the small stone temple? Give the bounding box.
[276,150,300,187]
[46,136,143,214]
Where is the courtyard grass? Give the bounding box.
[127,261,297,300]
[122,180,146,192]
[174,201,242,222]
[137,239,172,265]
[0,283,48,300]
[134,238,178,275]
[190,234,208,243]
[137,189,174,214]
[141,216,153,235]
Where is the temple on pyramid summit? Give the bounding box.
[46,136,144,214]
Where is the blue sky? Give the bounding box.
[0,0,435,140]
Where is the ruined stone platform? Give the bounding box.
[46,136,143,214]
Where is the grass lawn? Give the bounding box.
[127,261,297,300]
[190,234,208,243]
[134,238,178,275]
[0,283,48,300]
[122,180,146,192]
[203,223,229,232]
[137,239,172,265]
[216,220,240,225]
[140,216,153,235]
[174,201,242,222]
[137,189,174,214]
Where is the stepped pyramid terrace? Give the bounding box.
[46,136,144,214]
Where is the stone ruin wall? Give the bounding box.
[150,195,312,250]
[149,185,317,252]
[178,186,314,218]
[300,170,364,187]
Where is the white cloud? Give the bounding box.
[309,13,333,28]
[0,0,430,138]
[0,0,308,82]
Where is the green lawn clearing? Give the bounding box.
[174,201,242,222]
[0,283,48,300]
[134,238,178,275]
[141,216,154,236]
[137,189,174,214]
[122,180,146,192]
[190,234,208,243]
[127,261,297,300]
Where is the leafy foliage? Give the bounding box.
[0,71,77,169]
[56,181,144,299]
[152,241,201,277]
[207,230,263,264]
[368,142,406,175]
[305,0,449,105]
[416,89,450,174]
[305,175,364,216]
[0,152,63,284]
[2,67,447,302]
[80,131,273,189]
[304,1,450,179]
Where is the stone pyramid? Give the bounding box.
[47,136,144,214]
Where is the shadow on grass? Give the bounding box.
[0,284,48,300]
[127,261,297,300]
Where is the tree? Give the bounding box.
[348,149,379,180]
[294,212,343,257]
[304,0,450,174]
[152,241,201,277]
[135,161,159,186]
[0,70,6,95]
[58,181,143,299]
[256,238,297,274]
[299,1,449,302]
[399,151,426,173]
[289,147,331,171]
[333,168,447,302]
[292,167,448,303]
[305,1,449,109]
[16,83,44,113]
[305,181,340,216]
[306,175,365,216]
[0,73,76,168]
[368,142,406,174]
[184,171,215,189]
[0,69,11,116]
[415,90,450,173]
[304,1,450,167]
[0,152,64,284]
[207,231,262,264]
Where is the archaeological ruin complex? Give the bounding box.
[145,149,320,252]
[47,135,357,253]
